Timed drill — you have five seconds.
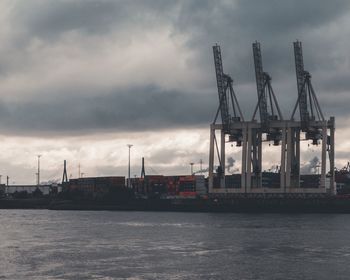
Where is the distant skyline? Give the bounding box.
[1,0,350,184]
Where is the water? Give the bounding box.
[1,210,350,279]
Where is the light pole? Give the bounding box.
[37,155,42,186]
[190,162,194,175]
[127,144,133,188]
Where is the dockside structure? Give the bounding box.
[209,42,335,196]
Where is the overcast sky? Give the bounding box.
[1,0,350,184]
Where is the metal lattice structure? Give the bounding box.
[213,45,244,128]
[62,160,68,184]
[208,41,335,197]
[291,41,325,142]
[252,42,283,124]
[253,42,269,126]
[213,45,230,131]
[209,45,246,190]
[293,41,309,126]
[141,157,146,178]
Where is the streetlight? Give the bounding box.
[190,162,194,175]
[127,144,133,188]
[37,155,42,186]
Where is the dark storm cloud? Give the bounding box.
[0,86,216,135]
[1,0,350,135]
[10,0,178,41]
[173,0,350,79]
[173,0,350,124]
[14,1,121,37]
[319,73,350,93]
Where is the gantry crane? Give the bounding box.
[286,41,335,191]
[212,44,244,136]
[248,42,284,188]
[291,41,324,141]
[208,42,335,196]
[209,45,246,191]
[252,42,283,129]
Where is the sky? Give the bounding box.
[1,0,350,184]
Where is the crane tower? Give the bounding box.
[208,41,335,197]
[209,45,246,192]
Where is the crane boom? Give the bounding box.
[253,42,269,125]
[291,41,325,144]
[293,41,309,125]
[213,45,230,132]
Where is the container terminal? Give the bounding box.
[1,41,350,212]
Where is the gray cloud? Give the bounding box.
[2,0,350,182]
[0,0,349,135]
[336,151,350,161]
[173,0,350,72]
[0,85,215,135]
[10,0,177,40]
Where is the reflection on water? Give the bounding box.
[1,210,350,279]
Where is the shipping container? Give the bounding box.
[178,176,196,193]
[65,176,126,194]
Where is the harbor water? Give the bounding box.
[1,210,350,279]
